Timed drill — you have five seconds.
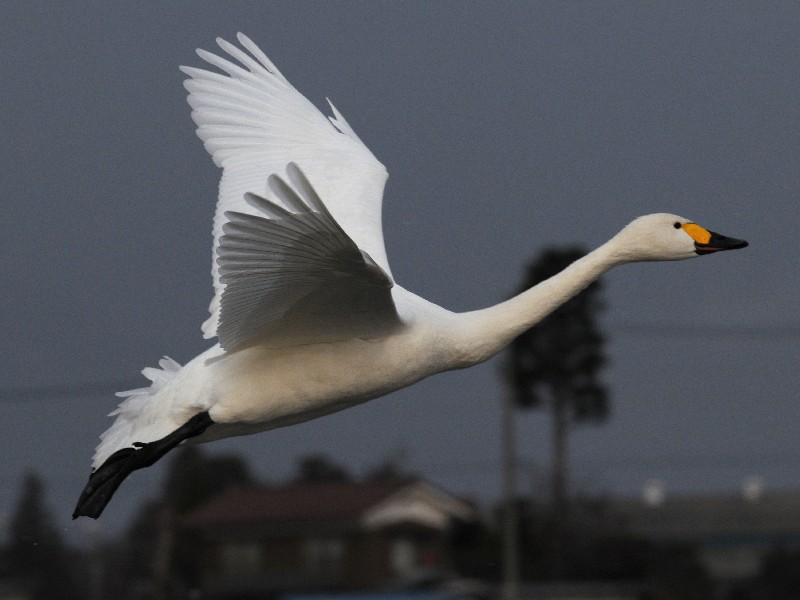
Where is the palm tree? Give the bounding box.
[505,246,608,574]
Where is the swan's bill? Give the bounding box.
[681,223,749,255]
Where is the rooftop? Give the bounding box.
[182,478,473,531]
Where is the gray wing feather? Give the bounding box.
[216,163,399,351]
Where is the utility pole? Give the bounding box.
[152,506,176,600]
[86,520,104,600]
[502,393,520,600]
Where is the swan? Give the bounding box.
[73,33,747,519]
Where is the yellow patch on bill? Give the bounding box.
[681,223,712,245]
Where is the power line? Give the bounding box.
[0,379,141,402]
[578,451,800,471]
[611,322,800,339]
[415,451,800,477]
[2,322,797,402]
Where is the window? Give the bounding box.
[390,538,417,576]
[304,538,344,576]
[219,541,262,575]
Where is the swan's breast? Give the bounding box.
[205,322,445,426]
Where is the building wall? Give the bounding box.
[192,521,452,595]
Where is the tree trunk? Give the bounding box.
[502,393,520,600]
[552,395,568,510]
[152,507,175,600]
[550,390,569,577]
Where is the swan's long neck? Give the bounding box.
[451,239,625,367]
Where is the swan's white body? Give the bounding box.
[88,34,746,476]
[99,288,457,466]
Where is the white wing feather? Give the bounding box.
[216,164,399,351]
[181,33,391,339]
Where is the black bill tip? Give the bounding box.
[695,231,748,255]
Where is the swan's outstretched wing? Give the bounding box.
[181,33,391,339]
[216,164,400,351]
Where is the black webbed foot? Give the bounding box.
[73,411,214,519]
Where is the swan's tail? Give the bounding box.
[73,357,215,519]
[92,357,182,470]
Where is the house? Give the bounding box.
[182,479,475,599]
[615,487,800,581]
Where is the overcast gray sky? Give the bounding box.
[2,2,798,542]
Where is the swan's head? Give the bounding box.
[612,213,748,262]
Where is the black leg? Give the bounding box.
[73,411,214,519]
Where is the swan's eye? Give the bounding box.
[673,222,681,229]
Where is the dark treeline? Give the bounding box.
[4,453,800,600]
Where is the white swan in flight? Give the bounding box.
[73,33,747,518]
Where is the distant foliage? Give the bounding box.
[507,246,608,420]
[505,246,608,577]
[163,445,254,513]
[294,452,352,484]
[5,471,81,600]
[123,445,255,597]
[364,456,408,482]
[730,546,800,600]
